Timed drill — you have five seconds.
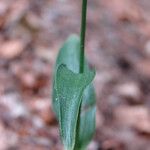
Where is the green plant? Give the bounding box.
[52,0,96,150]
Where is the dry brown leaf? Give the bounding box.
[0,40,25,59]
[102,0,142,22]
[115,106,150,134]
[135,59,150,78]
[115,82,141,103]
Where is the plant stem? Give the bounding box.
[80,0,87,73]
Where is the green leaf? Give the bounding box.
[55,34,86,73]
[52,35,96,150]
[54,64,95,150]
[74,84,96,150]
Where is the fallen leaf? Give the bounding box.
[0,40,25,59]
[115,106,150,134]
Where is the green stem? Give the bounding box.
[80,0,87,73]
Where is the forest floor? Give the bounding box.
[0,0,150,150]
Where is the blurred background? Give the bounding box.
[0,0,150,149]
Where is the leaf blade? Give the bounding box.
[55,64,95,149]
[52,35,96,150]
